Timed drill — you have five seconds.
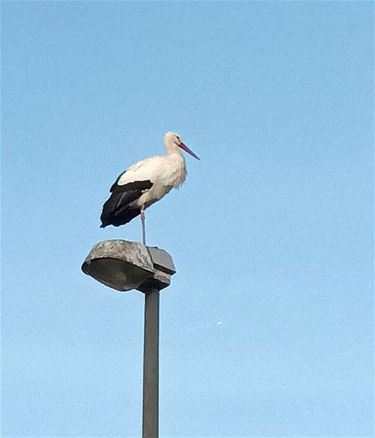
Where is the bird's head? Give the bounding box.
[164,131,182,146]
[164,131,200,160]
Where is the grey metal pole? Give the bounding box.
[142,289,160,438]
[82,240,176,437]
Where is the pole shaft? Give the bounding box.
[142,289,159,438]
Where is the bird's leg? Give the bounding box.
[140,205,146,245]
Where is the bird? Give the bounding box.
[100,131,199,244]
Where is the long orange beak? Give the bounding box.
[178,142,200,160]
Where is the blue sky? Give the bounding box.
[1,1,373,437]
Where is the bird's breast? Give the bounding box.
[135,154,186,207]
[151,154,186,187]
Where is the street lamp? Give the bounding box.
[82,239,176,438]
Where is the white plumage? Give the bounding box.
[100,131,199,243]
[117,153,186,208]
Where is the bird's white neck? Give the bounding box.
[164,145,187,187]
[167,148,186,165]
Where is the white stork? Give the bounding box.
[100,131,199,244]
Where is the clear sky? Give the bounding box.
[1,1,373,437]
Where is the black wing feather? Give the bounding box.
[100,180,153,228]
[110,171,127,192]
